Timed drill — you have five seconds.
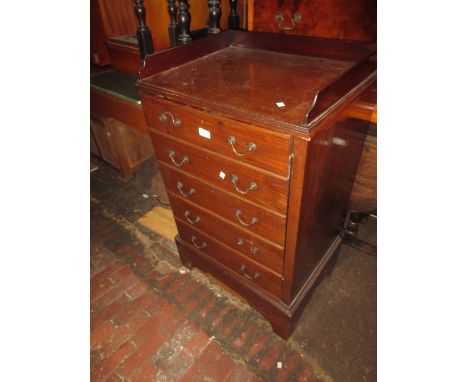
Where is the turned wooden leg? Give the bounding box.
[134,0,154,59]
[343,212,376,256]
[167,0,178,47]
[228,0,240,29]
[208,0,221,34]
[346,212,361,237]
[177,0,192,44]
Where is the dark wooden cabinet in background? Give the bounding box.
[91,70,154,179]
[137,31,376,338]
[248,0,376,42]
[91,0,138,66]
[247,0,378,221]
[91,0,248,74]
[91,115,121,169]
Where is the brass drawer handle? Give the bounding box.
[191,235,207,249]
[184,210,201,224]
[231,175,257,195]
[275,12,301,30]
[169,150,189,167]
[240,264,260,280]
[227,136,256,157]
[235,209,258,226]
[237,238,259,255]
[177,181,195,198]
[159,111,181,126]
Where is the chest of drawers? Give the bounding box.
[137,31,376,338]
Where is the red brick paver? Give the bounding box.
[91,207,321,382]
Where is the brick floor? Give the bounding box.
[91,204,322,381]
[90,159,378,381]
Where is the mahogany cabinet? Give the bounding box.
[91,115,121,169]
[348,82,377,213]
[349,121,377,213]
[91,70,154,179]
[248,0,376,42]
[137,31,376,338]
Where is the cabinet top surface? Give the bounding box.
[140,46,354,128]
[137,31,376,133]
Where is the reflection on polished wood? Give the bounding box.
[250,0,376,42]
[347,82,377,215]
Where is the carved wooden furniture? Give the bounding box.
[166,0,246,48]
[90,0,153,74]
[163,0,246,49]
[91,70,154,179]
[228,0,241,29]
[348,82,377,214]
[92,0,247,75]
[134,0,155,59]
[248,0,376,41]
[340,80,376,254]
[106,0,155,75]
[137,31,376,338]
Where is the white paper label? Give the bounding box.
[219,171,226,179]
[332,137,346,146]
[276,101,286,108]
[198,127,211,139]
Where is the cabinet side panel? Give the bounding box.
[348,127,377,213]
[90,116,120,169]
[289,107,371,298]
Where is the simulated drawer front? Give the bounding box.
[159,162,287,247]
[251,1,376,42]
[150,131,289,214]
[169,192,284,275]
[141,95,292,178]
[176,220,282,298]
